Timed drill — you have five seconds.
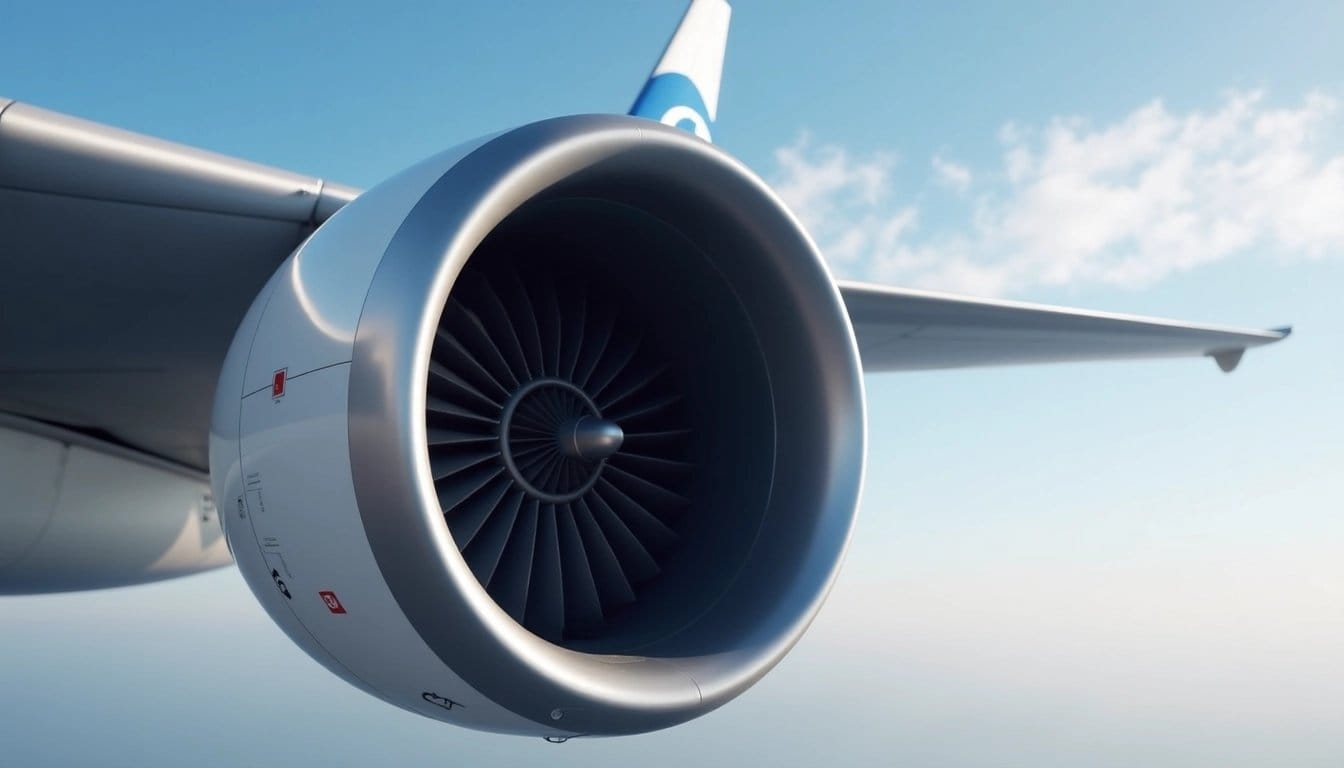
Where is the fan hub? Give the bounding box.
[499,378,607,504]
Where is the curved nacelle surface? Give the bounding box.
[211,116,867,738]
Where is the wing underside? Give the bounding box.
[839,280,1289,373]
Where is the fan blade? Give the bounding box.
[516,449,561,480]
[429,448,498,480]
[538,279,566,379]
[489,498,540,623]
[596,362,670,413]
[525,506,566,640]
[574,303,618,389]
[500,270,548,381]
[433,327,511,400]
[426,395,499,428]
[602,464,691,511]
[604,392,682,424]
[556,504,605,630]
[463,489,525,587]
[558,281,587,381]
[428,359,501,411]
[537,454,568,492]
[585,331,641,400]
[446,474,512,550]
[585,489,660,584]
[435,463,506,512]
[595,476,680,551]
[606,451,692,481]
[572,497,636,607]
[427,428,499,447]
[444,299,520,390]
[455,269,534,382]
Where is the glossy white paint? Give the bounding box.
[651,0,731,120]
[212,133,560,736]
[0,417,229,593]
[238,138,490,397]
[226,364,538,732]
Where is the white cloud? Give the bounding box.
[771,135,910,265]
[771,91,1344,296]
[931,155,972,192]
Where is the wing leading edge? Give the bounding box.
[839,280,1289,373]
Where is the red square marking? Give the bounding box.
[272,369,286,399]
[319,590,346,614]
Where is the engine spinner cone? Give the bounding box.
[558,416,624,461]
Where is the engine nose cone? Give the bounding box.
[558,416,624,461]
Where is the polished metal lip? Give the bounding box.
[347,114,866,736]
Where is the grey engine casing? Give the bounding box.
[210,115,866,737]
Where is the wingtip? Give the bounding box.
[1210,325,1290,373]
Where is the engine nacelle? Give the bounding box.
[210,115,865,737]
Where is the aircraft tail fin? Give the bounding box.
[629,0,731,143]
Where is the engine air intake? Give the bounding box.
[216,115,866,737]
[426,253,697,643]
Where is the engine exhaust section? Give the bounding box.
[210,115,865,738]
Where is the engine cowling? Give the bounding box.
[210,115,865,738]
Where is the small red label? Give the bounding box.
[319,590,346,614]
[271,369,286,399]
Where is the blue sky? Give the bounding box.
[3,2,1343,766]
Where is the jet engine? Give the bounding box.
[210,115,865,738]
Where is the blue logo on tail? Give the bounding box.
[630,73,714,142]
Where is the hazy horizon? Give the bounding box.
[3,1,1341,765]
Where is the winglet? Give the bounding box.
[629,0,732,143]
[1209,326,1290,373]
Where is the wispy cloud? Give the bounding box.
[931,155,972,193]
[772,91,1344,296]
[771,135,910,267]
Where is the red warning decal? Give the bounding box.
[271,369,286,399]
[319,590,347,614]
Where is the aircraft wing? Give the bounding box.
[839,280,1289,373]
[0,98,356,470]
[0,98,1288,474]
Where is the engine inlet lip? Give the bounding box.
[349,114,865,735]
[498,376,605,504]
